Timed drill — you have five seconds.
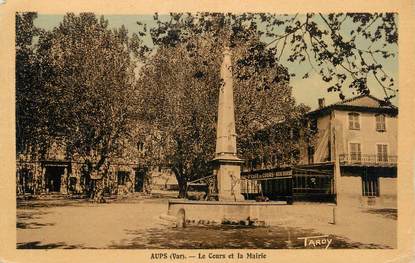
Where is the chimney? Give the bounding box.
[318,98,325,109]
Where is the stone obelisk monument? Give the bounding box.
[212,47,244,201]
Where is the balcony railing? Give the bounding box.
[339,154,397,166]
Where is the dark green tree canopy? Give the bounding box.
[16,12,42,154]
[139,13,397,102]
[16,13,146,175]
[135,13,314,197]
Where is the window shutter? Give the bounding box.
[377,144,388,162]
[349,113,360,130]
[350,143,361,161]
[376,115,386,131]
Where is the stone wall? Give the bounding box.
[338,175,397,208]
[378,177,397,208]
[337,176,362,206]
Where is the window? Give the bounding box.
[117,171,129,185]
[293,175,334,195]
[377,144,388,163]
[362,175,379,197]
[349,143,361,162]
[375,114,386,132]
[348,113,360,130]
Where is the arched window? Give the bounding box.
[375,114,386,132]
[348,113,360,130]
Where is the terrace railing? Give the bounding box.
[339,154,397,166]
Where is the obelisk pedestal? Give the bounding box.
[212,158,244,201]
[212,47,244,202]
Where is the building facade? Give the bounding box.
[238,94,398,208]
[16,136,178,198]
[298,95,398,207]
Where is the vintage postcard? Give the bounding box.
[0,0,414,262]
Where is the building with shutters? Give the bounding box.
[239,94,398,208]
[298,94,398,207]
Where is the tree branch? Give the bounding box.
[266,13,300,47]
[318,13,335,34]
[278,35,288,61]
[373,71,390,98]
[361,14,380,33]
[309,34,358,77]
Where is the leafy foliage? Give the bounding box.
[262,13,398,102]
[144,13,398,102]
[16,12,43,155]
[16,13,148,199]
[137,13,310,197]
[39,13,145,169]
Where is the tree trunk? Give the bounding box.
[174,169,188,199]
[90,155,109,203]
[92,178,106,203]
[172,166,188,198]
[177,179,188,199]
[143,168,152,195]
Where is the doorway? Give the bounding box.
[134,168,146,192]
[45,166,64,192]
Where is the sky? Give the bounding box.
[33,14,399,110]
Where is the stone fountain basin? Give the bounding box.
[167,200,334,226]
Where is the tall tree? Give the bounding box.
[136,14,309,198]
[32,13,145,198]
[16,12,42,156]
[136,43,219,198]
